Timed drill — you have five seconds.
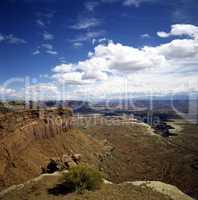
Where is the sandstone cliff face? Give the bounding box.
[0,109,73,167]
[0,109,72,135]
[0,109,104,190]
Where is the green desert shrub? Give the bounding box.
[62,165,103,193]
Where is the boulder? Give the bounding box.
[71,154,81,164]
[62,154,77,169]
[41,153,82,173]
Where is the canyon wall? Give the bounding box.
[0,108,75,189]
[0,108,105,190]
[0,109,73,135]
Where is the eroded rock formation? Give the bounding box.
[0,109,73,169]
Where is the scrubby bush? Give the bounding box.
[62,165,103,193]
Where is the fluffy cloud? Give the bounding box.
[50,24,198,97]
[3,24,196,100]
[91,42,166,72]
[82,70,108,81]
[53,41,165,75]
[52,72,85,85]
[25,84,60,100]
[53,64,74,73]
[52,41,163,84]
[155,39,198,60]
[52,63,96,85]
[0,86,16,99]
[157,24,198,39]
[52,59,108,84]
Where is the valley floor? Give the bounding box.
[80,118,198,199]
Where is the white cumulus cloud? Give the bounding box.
[157,24,198,39]
[50,23,198,97]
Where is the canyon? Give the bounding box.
[0,108,197,200]
[0,108,105,189]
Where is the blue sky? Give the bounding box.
[0,0,198,100]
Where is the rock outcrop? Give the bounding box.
[0,109,105,190]
[131,181,193,200]
[0,108,73,136]
[0,171,193,200]
[0,108,73,177]
[41,153,81,173]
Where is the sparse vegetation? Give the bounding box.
[61,165,103,194]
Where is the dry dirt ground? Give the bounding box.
[0,128,105,190]
[0,116,197,199]
[0,170,190,200]
[81,120,198,199]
